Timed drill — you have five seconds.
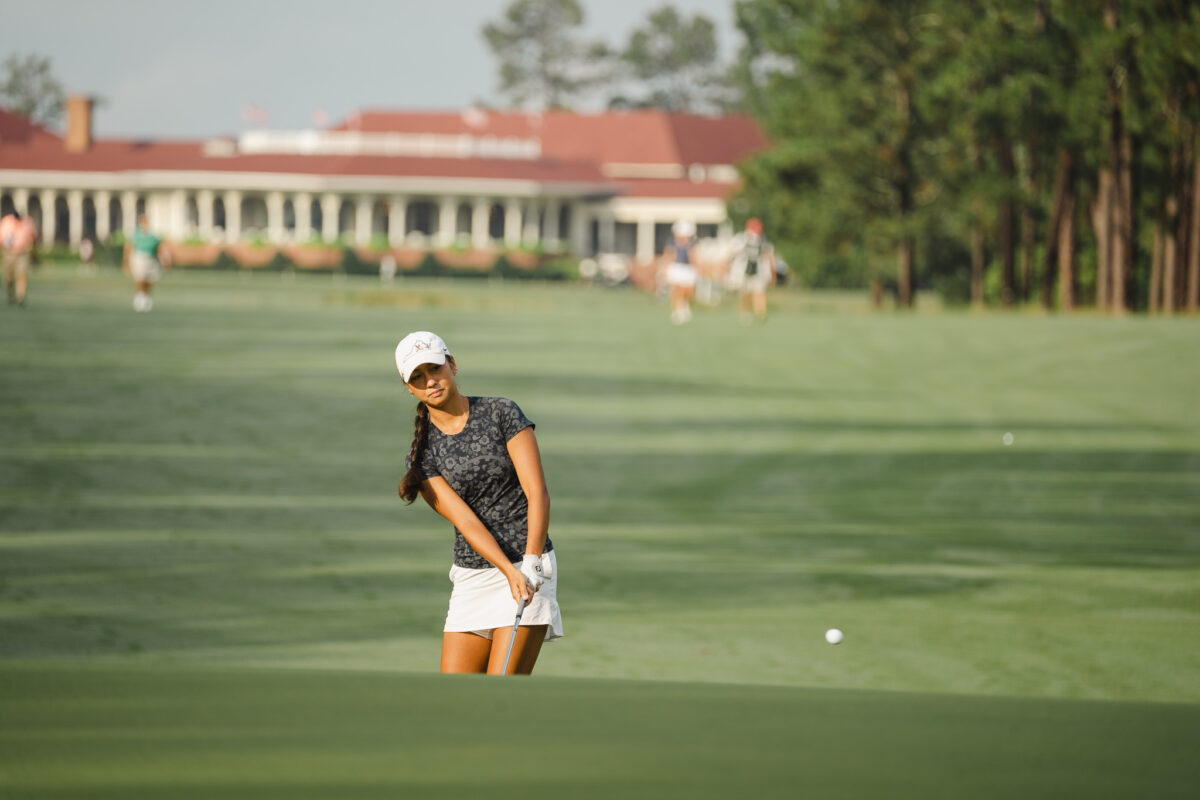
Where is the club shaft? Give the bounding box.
[499,598,526,674]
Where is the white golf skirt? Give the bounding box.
[445,551,563,641]
[129,251,162,283]
[665,262,698,288]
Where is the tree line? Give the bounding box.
[732,0,1199,312]
[484,0,1200,312]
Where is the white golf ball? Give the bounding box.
[1002,432,1014,446]
[825,628,844,645]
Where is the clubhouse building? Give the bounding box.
[0,96,765,268]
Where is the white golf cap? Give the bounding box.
[395,331,450,382]
[672,219,696,237]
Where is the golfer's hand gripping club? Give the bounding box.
[520,553,551,591]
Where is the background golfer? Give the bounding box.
[396,331,562,675]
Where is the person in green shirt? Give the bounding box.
[123,215,169,312]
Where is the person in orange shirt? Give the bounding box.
[0,211,38,307]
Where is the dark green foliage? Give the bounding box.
[0,53,64,126]
[208,251,240,272]
[412,253,443,277]
[732,0,1200,310]
[339,247,374,276]
[265,251,295,273]
[611,5,728,111]
[481,0,606,109]
[93,241,124,268]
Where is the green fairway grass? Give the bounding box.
[1,266,1198,700]
[2,662,1197,799]
[1,266,1197,795]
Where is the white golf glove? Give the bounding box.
[520,553,553,589]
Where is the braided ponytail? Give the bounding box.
[398,402,431,503]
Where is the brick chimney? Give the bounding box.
[64,94,94,153]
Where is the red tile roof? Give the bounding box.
[0,131,609,184]
[342,108,767,167]
[0,108,62,147]
[0,106,765,198]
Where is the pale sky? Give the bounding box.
[2,0,741,138]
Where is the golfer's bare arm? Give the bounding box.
[419,478,520,576]
[507,428,550,557]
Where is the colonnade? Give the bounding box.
[0,185,732,263]
[0,187,591,254]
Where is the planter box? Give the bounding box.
[435,248,497,271]
[353,247,383,266]
[390,247,428,269]
[502,251,540,269]
[225,243,278,268]
[282,244,342,270]
[167,242,220,267]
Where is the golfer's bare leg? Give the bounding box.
[753,289,768,318]
[487,625,547,675]
[441,632,493,673]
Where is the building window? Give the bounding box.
[557,205,571,242]
[82,197,97,239]
[54,196,70,243]
[654,222,673,254]
[407,201,437,236]
[488,203,505,240]
[109,197,122,236]
[337,200,355,238]
[242,196,268,235]
[186,196,200,231]
[309,199,321,237]
[614,222,637,256]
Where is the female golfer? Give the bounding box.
[123,215,169,312]
[395,331,561,675]
[663,219,698,324]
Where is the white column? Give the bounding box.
[569,201,588,256]
[718,219,734,242]
[522,202,540,244]
[224,190,242,241]
[144,192,165,233]
[266,191,285,244]
[504,198,522,247]
[39,190,57,243]
[197,190,214,239]
[472,197,490,249]
[67,189,84,246]
[170,189,187,240]
[293,192,312,242]
[355,196,373,247]
[437,196,456,247]
[94,190,111,241]
[121,191,137,236]
[545,199,562,250]
[321,193,340,242]
[12,188,29,216]
[636,217,655,264]
[599,213,615,253]
[388,196,407,247]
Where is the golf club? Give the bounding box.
[500,597,527,675]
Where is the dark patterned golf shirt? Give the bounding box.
[408,396,553,569]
